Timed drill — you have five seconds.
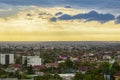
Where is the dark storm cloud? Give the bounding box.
[51,11,115,23]
[55,12,63,16]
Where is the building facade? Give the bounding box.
[0,54,14,65]
[22,56,42,66]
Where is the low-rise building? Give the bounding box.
[0,54,14,65]
[103,55,111,60]
[114,71,120,80]
[22,56,42,66]
[5,64,21,73]
[59,74,75,80]
[45,62,59,68]
[78,66,88,74]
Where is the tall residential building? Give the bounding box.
[22,56,42,66]
[0,54,14,65]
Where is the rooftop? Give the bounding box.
[114,71,120,77]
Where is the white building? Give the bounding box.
[59,74,75,80]
[0,54,14,65]
[22,56,42,66]
[103,55,111,60]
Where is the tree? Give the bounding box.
[65,58,73,68]
[94,75,105,80]
[15,57,22,64]
[99,62,110,74]
[8,72,14,78]
[15,71,21,79]
[111,62,120,80]
[84,74,104,80]
[73,72,84,80]
[27,65,34,75]
[84,74,93,80]
[111,62,120,75]
[58,62,66,72]
[54,74,63,80]
[0,68,6,78]
[36,73,63,80]
[88,68,101,75]
[43,73,54,80]
[24,57,27,67]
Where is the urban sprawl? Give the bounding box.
[0,41,120,80]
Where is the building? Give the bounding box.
[22,56,42,66]
[0,54,14,65]
[45,62,59,68]
[103,55,111,60]
[5,64,22,73]
[78,66,88,74]
[59,74,75,80]
[114,71,120,80]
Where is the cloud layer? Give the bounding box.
[0,0,120,18]
[0,7,120,41]
[51,11,119,24]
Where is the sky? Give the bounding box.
[0,0,120,41]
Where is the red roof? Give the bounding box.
[33,65,46,70]
[46,62,59,67]
[10,64,21,68]
[114,71,120,77]
[78,66,88,71]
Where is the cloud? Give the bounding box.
[0,3,20,17]
[1,0,120,16]
[58,14,72,20]
[115,16,120,24]
[51,11,115,23]
[64,6,71,8]
[50,17,57,22]
[55,12,63,16]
